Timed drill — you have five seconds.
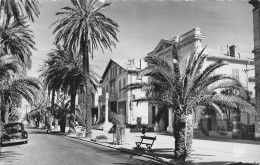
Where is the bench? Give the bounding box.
[135,135,156,150]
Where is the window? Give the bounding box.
[232,68,239,80]
[110,68,112,79]
[119,80,122,91]
[102,87,105,94]
[106,85,108,93]
[152,106,156,124]
[114,66,117,77]
[123,78,126,87]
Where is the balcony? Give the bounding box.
[117,91,127,98]
[109,93,117,101]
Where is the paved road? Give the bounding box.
[0,127,165,165]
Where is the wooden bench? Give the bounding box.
[135,135,156,150]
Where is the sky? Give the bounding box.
[28,0,254,78]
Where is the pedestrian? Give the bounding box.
[75,119,79,127]
[141,122,146,135]
[93,115,97,125]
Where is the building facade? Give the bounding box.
[98,59,148,127]
[147,27,255,135]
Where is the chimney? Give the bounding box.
[229,45,237,57]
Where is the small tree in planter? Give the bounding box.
[96,135,108,142]
[110,112,126,145]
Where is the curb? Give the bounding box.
[66,135,187,165]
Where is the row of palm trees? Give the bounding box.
[0,0,42,137]
[39,46,100,133]
[0,0,254,162]
[38,0,119,137]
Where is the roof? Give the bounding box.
[101,58,145,82]
[206,53,255,65]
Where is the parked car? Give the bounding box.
[1,122,28,145]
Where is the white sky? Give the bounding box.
[28,0,255,78]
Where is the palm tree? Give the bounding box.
[0,55,21,136]
[0,17,36,69]
[40,46,100,133]
[0,75,42,124]
[52,0,119,137]
[8,106,21,122]
[47,94,71,133]
[124,45,255,161]
[28,97,47,127]
[0,0,40,24]
[0,55,21,80]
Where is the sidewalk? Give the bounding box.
[66,129,260,165]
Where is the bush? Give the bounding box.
[96,135,108,140]
[109,112,126,144]
[240,124,255,140]
[228,162,259,165]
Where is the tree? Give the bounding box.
[0,75,42,124]
[0,17,36,69]
[27,101,46,128]
[40,46,100,133]
[0,55,21,136]
[0,0,40,24]
[123,45,255,161]
[8,106,22,123]
[47,94,71,133]
[52,0,119,137]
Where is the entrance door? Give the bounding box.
[110,101,117,113]
[118,101,126,120]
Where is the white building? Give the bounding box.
[147,27,255,134]
[98,59,148,130]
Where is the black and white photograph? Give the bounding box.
[0,0,260,164]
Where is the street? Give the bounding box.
[0,127,165,165]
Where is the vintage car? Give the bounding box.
[1,122,28,145]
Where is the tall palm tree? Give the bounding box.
[124,45,255,161]
[0,0,40,24]
[0,17,36,69]
[51,0,119,137]
[40,46,100,133]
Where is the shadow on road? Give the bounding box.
[113,160,164,165]
[28,129,65,136]
[1,142,26,147]
[0,150,23,163]
[157,132,260,146]
[185,161,259,165]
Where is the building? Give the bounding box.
[77,86,102,124]
[249,0,260,140]
[98,59,148,131]
[147,27,255,135]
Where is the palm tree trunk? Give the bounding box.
[69,88,76,134]
[0,95,2,138]
[4,108,9,124]
[49,89,55,129]
[60,114,66,133]
[51,89,55,108]
[174,112,193,161]
[82,38,92,138]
